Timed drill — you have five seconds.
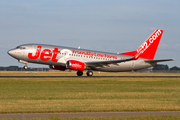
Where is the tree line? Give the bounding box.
[0,66,50,71]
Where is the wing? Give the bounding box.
[86,57,134,67]
[86,58,175,68]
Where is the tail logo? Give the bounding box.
[135,30,162,59]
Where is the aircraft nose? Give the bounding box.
[8,50,12,55]
[8,49,15,56]
[8,48,23,60]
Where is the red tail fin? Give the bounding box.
[121,29,163,60]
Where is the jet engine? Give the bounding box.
[66,60,85,71]
[49,65,66,71]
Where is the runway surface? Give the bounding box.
[0,112,180,118]
[1,76,180,78]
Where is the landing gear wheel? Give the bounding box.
[77,71,83,76]
[23,66,28,70]
[86,71,93,76]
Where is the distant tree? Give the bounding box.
[152,64,169,71]
[0,66,50,71]
[170,66,180,71]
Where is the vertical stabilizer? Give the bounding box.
[121,29,163,60]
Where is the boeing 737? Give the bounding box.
[8,29,174,76]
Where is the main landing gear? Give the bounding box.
[86,70,93,76]
[77,71,83,76]
[76,70,93,76]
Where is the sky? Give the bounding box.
[0,0,180,68]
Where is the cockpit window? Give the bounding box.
[21,47,26,49]
[16,46,20,49]
[16,46,26,49]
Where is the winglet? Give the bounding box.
[121,29,163,60]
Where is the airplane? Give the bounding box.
[8,29,174,76]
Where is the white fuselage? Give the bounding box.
[8,44,154,72]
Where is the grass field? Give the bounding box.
[0,71,180,76]
[0,116,180,120]
[0,72,180,113]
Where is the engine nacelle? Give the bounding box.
[66,60,85,71]
[49,65,66,71]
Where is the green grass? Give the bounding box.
[0,71,180,76]
[0,71,75,76]
[0,77,180,113]
[0,116,180,120]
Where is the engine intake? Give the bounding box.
[66,60,85,71]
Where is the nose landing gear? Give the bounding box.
[18,60,28,70]
[23,65,28,70]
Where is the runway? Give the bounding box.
[0,76,180,78]
[0,112,180,118]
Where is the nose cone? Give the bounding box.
[8,49,14,56]
[7,49,17,58]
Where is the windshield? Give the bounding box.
[16,46,26,49]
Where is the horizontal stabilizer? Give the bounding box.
[145,59,175,63]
